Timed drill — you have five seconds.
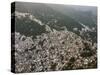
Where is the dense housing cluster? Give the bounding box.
[14,31,97,73]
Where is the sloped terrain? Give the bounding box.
[14,2,97,42]
[11,2,97,73]
[14,31,97,73]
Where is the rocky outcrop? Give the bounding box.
[13,31,97,73]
